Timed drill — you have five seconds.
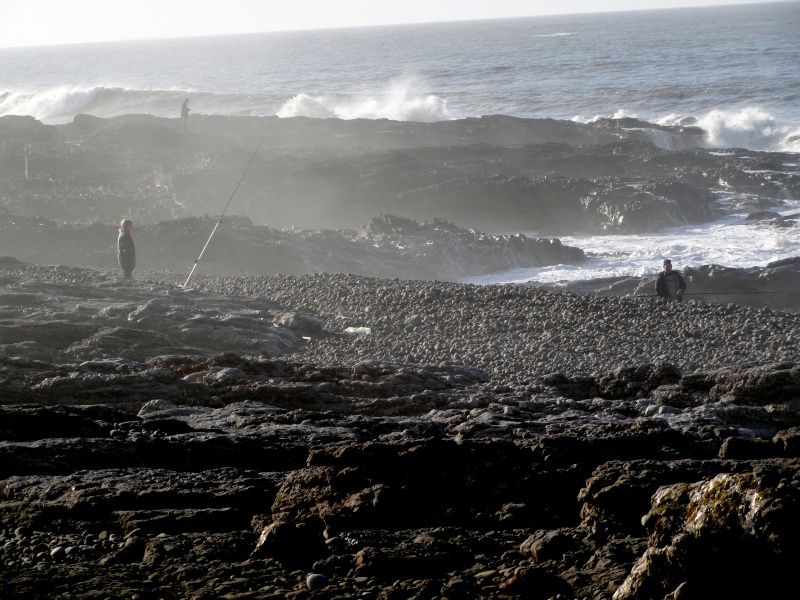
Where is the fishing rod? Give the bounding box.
[182,128,269,288]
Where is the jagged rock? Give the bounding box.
[583,181,719,233]
[613,463,800,599]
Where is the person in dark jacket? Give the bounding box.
[655,258,686,302]
[117,218,136,279]
[181,98,191,131]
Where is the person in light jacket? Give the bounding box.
[117,218,136,279]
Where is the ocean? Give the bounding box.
[1,1,799,285]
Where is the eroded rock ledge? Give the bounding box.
[1,266,799,599]
[1,359,799,599]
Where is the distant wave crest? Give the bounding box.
[532,32,576,38]
[0,85,193,124]
[2,81,453,125]
[4,85,797,152]
[0,86,106,122]
[278,80,451,122]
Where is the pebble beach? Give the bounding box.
[2,107,800,597]
[186,271,800,380]
[2,263,800,599]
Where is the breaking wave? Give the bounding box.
[0,86,107,122]
[3,86,797,153]
[0,85,197,124]
[574,107,800,153]
[660,107,800,153]
[277,79,451,122]
[1,81,453,125]
[695,107,800,153]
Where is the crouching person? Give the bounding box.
[656,258,686,302]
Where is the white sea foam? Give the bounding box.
[464,199,800,286]
[277,94,336,119]
[573,109,638,124]
[532,32,576,38]
[277,79,451,122]
[13,85,798,153]
[0,86,104,121]
[575,107,800,153]
[0,85,211,124]
[655,113,698,128]
[696,107,800,153]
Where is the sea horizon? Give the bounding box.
[2,1,798,152]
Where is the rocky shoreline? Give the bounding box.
[2,264,800,599]
[2,112,800,598]
[2,113,797,236]
[3,112,799,312]
[0,212,588,283]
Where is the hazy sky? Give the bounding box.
[0,0,790,48]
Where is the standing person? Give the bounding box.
[181,98,191,131]
[655,259,686,302]
[118,218,136,279]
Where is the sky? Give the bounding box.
[0,0,791,48]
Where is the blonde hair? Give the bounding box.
[119,218,133,232]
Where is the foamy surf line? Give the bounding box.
[576,107,800,153]
[277,91,451,122]
[464,204,800,287]
[3,84,799,152]
[0,86,191,124]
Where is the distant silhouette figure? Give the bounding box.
[181,98,191,131]
[117,218,136,279]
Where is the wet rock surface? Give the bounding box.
[2,113,799,273]
[0,212,586,282]
[0,114,737,234]
[2,265,800,598]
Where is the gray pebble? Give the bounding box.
[306,573,329,590]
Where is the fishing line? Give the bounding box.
[182,127,269,288]
[220,223,247,278]
[636,291,800,298]
[687,291,800,295]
